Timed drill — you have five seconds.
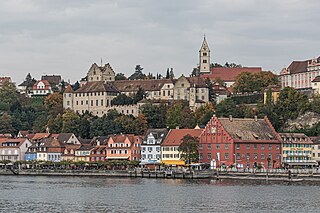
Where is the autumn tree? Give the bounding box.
[194,103,215,126]
[166,101,194,129]
[233,71,279,93]
[134,114,148,135]
[62,110,80,133]
[178,134,199,164]
[44,93,63,117]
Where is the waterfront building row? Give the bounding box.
[1,117,320,169]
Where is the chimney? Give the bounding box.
[97,140,100,146]
[229,115,233,122]
[254,115,258,121]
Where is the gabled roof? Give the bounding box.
[287,61,308,74]
[64,85,74,93]
[201,67,262,82]
[218,117,279,142]
[279,133,313,144]
[310,137,320,144]
[0,138,29,147]
[113,79,174,92]
[142,128,169,145]
[187,77,207,88]
[18,130,29,137]
[32,80,51,90]
[41,75,62,85]
[162,129,203,146]
[74,81,118,93]
[31,133,51,141]
[57,133,74,143]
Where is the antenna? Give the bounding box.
[101,58,103,66]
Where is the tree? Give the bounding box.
[169,68,174,79]
[216,98,243,118]
[72,81,80,91]
[166,68,170,79]
[275,87,309,127]
[140,103,168,128]
[166,101,194,129]
[178,134,199,164]
[191,67,200,77]
[0,82,18,110]
[211,63,223,68]
[115,73,127,81]
[128,65,146,80]
[111,94,133,105]
[0,113,14,134]
[194,103,215,126]
[134,114,148,135]
[78,115,91,139]
[133,87,146,104]
[62,110,80,133]
[233,71,279,93]
[205,78,215,102]
[46,114,63,133]
[44,93,63,117]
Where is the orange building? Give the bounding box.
[106,134,142,161]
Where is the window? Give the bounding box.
[254,153,258,160]
[148,154,152,159]
[207,144,211,150]
[276,154,280,160]
[261,145,265,150]
[207,153,211,160]
[268,144,272,150]
[203,53,207,56]
[225,144,229,150]
[246,144,250,150]
[268,154,272,159]
[216,144,220,150]
[246,153,250,160]
[236,144,240,150]
[236,153,240,160]
[254,144,257,150]
[199,144,203,150]
[203,60,207,63]
[276,145,280,150]
[225,153,229,160]
[261,154,265,160]
[199,153,203,160]
[148,147,152,152]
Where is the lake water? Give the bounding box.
[0,175,320,213]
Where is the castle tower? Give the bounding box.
[199,36,210,74]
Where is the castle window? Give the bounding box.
[203,60,207,63]
[203,53,207,56]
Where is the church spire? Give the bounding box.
[199,36,210,74]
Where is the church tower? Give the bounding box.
[199,36,210,74]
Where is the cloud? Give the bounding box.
[0,0,319,83]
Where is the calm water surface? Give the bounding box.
[0,175,320,212]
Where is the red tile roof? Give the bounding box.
[201,67,262,82]
[33,80,51,90]
[162,129,203,146]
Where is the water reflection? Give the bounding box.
[1,176,320,212]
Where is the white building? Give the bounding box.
[141,129,169,165]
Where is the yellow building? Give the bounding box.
[263,85,281,104]
[161,129,203,166]
[280,133,316,168]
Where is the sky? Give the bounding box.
[0,0,319,84]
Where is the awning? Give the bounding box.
[285,162,317,166]
[161,160,185,166]
[106,156,129,159]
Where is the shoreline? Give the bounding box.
[2,169,320,182]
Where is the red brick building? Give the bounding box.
[199,115,282,169]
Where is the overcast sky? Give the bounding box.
[0,0,319,84]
